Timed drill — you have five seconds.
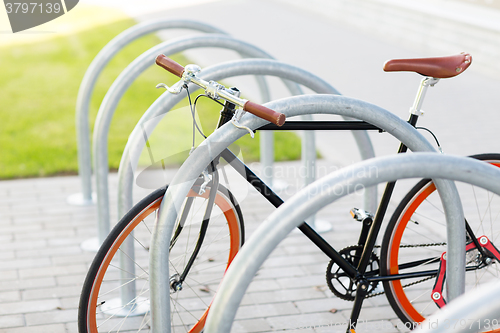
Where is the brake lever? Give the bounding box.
[231,109,254,138]
[156,81,184,94]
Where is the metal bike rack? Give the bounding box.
[91,34,299,247]
[98,37,309,312]
[418,281,500,333]
[90,38,314,314]
[148,94,463,331]
[204,153,500,332]
[115,64,378,309]
[117,58,374,223]
[113,58,351,314]
[71,19,227,206]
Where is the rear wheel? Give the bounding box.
[78,183,244,332]
[381,153,500,327]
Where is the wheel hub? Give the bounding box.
[170,274,183,292]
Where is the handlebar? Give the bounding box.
[155,54,286,126]
[156,55,185,78]
[243,101,286,126]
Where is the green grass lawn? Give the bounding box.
[0,18,301,179]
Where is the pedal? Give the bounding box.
[350,208,374,225]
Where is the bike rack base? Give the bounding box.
[66,192,96,206]
[80,237,99,252]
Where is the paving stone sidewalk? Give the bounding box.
[0,159,413,333]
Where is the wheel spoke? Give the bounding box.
[380,154,500,326]
[79,185,243,333]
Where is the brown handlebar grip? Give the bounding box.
[155,54,184,78]
[243,101,286,126]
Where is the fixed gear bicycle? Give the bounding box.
[78,52,500,333]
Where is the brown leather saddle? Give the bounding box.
[383,53,472,78]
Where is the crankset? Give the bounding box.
[326,245,380,301]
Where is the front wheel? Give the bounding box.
[380,153,500,326]
[78,183,244,333]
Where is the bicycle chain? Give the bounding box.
[399,242,446,248]
[372,242,446,249]
[366,276,435,298]
[357,242,447,299]
[366,243,481,299]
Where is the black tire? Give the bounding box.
[381,153,500,326]
[78,184,244,333]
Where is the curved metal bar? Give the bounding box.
[117,58,371,222]
[93,34,292,243]
[74,19,226,204]
[204,153,500,332]
[96,39,304,311]
[148,94,463,331]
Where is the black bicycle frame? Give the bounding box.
[219,116,430,329]
[259,120,382,131]
[204,102,483,331]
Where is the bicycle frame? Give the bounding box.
[168,75,481,332]
[194,110,486,331]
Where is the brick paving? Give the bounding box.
[0,159,414,333]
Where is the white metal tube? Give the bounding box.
[149,94,462,332]
[204,153,499,332]
[93,34,281,244]
[74,19,225,204]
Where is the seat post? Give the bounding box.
[409,77,440,116]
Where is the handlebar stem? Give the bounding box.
[156,54,285,126]
[181,66,249,108]
[206,80,225,100]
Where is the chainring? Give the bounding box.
[326,245,380,301]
